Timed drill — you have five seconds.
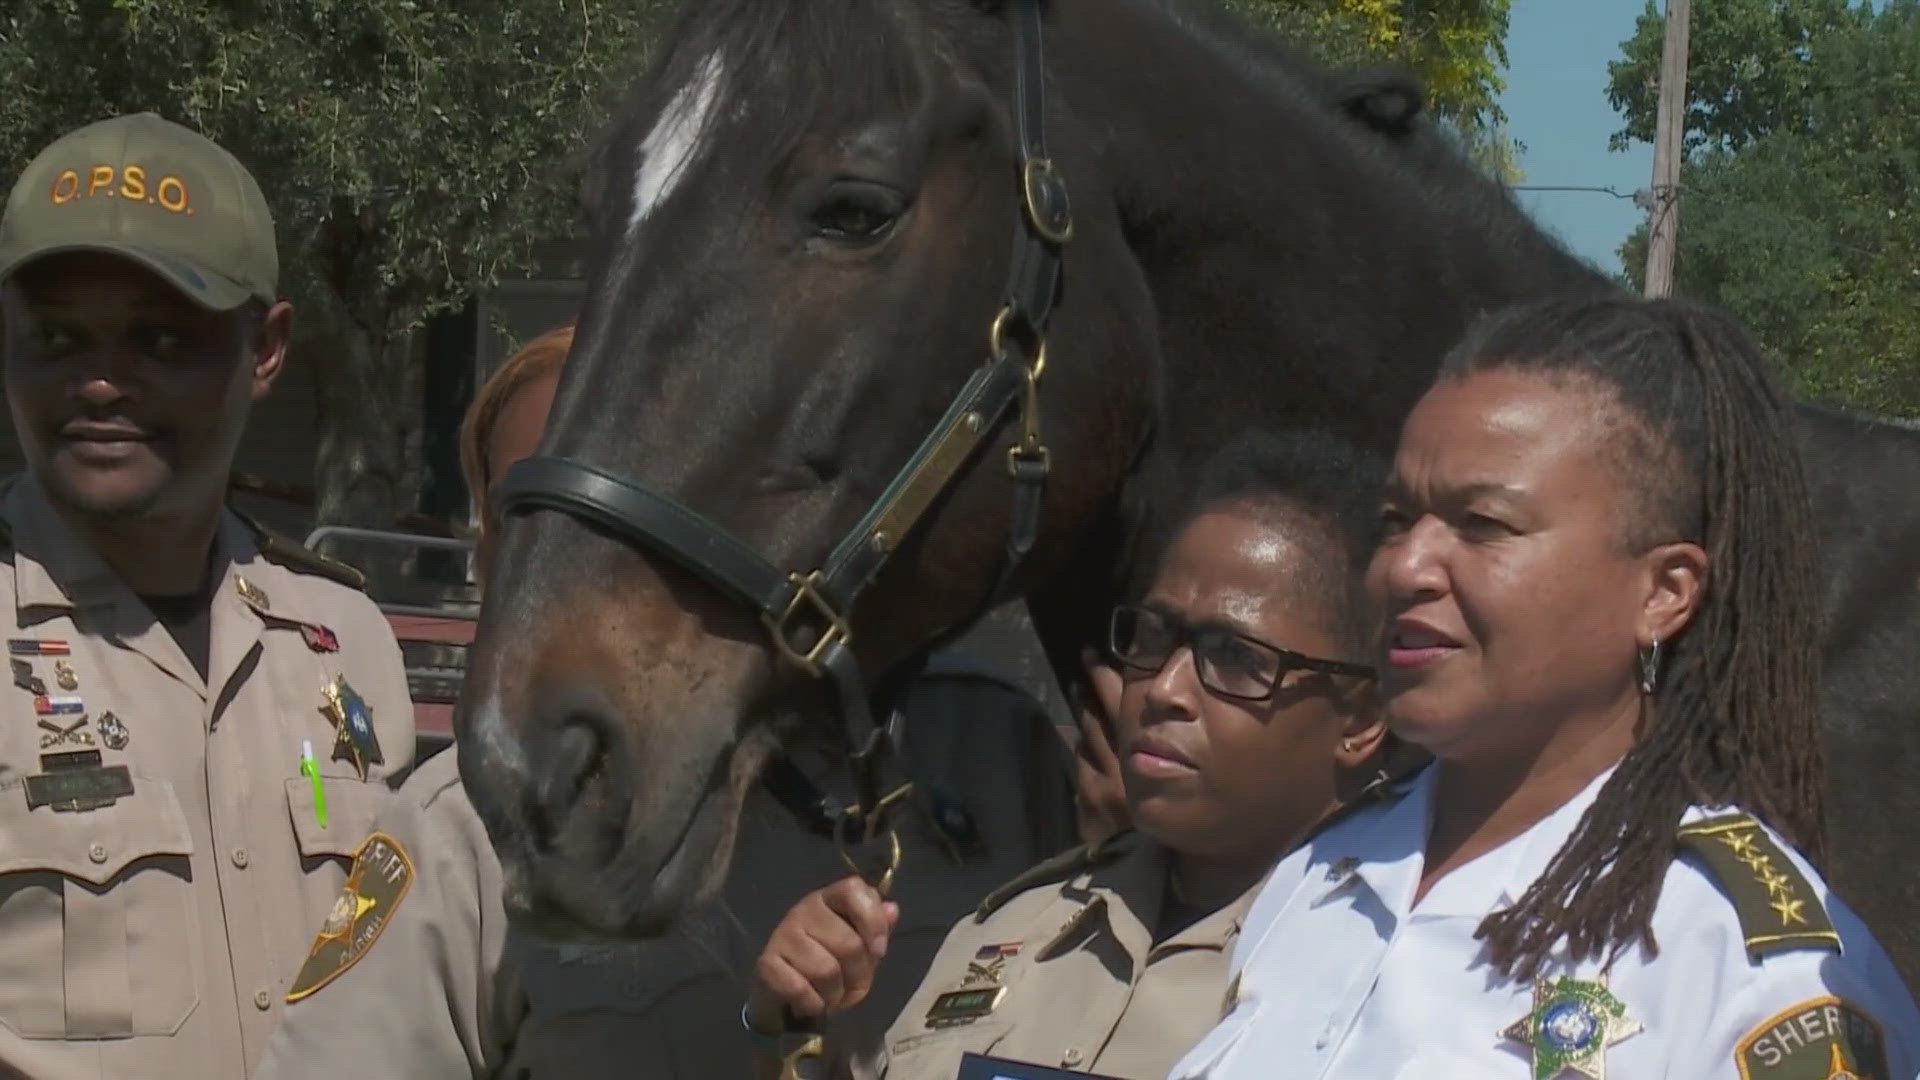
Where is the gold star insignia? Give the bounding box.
[1719,830,1759,859]
[1759,865,1793,898]
[1771,894,1808,927]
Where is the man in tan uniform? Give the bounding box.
[0,113,414,1079]
[256,659,1078,1078]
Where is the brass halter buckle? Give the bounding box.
[763,570,851,677]
[1022,157,1074,245]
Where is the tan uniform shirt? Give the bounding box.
[0,480,413,1080]
[253,749,525,1079]
[859,834,1253,1080]
[256,661,1081,1079]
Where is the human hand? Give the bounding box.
[749,876,901,1027]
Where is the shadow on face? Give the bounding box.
[1,251,280,522]
[1113,507,1379,864]
[1368,368,1705,772]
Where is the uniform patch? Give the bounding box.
[1677,813,1839,959]
[299,624,340,653]
[11,658,45,694]
[1736,997,1887,1080]
[974,942,1021,962]
[234,576,271,611]
[96,711,129,751]
[285,832,414,1003]
[8,639,69,656]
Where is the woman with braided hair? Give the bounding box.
[1174,295,1919,1080]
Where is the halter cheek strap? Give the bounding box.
[494,0,1069,779]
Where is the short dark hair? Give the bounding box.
[1158,427,1386,656]
[1439,294,1822,981]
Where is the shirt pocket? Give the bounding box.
[881,1020,1016,1080]
[283,776,387,865]
[0,773,198,1039]
[283,776,390,927]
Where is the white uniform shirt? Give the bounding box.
[1171,767,1920,1080]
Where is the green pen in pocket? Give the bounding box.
[301,740,329,829]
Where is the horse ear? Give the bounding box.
[1326,67,1427,140]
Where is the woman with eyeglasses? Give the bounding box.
[745,428,1415,1080]
[1173,296,1920,1080]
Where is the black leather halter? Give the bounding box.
[495,0,1072,783]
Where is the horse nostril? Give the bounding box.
[522,705,617,851]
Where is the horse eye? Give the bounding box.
[809,183,905,243]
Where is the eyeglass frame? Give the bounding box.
[1106,602,1375,703]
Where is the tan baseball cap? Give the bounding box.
[0,113,277,310]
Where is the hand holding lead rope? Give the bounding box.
[777,782,914,1080]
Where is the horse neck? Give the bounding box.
[1051,0,1610,461]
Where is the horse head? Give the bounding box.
[458,0,1158,937]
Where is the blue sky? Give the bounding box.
[1500,0,1657,274]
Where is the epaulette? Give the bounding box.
[975,830,1138,920]
[1676,812,1840,960]
[234,513,367,592]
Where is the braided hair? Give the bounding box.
[1439,296,1824,980]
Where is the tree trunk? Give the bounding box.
[302,284,425,583]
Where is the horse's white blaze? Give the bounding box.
[627,54,725,237]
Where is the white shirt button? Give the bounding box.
[254,989,272,1010]
[1062,1047,1083,1067]
[231,848,249,868]
[88,843,108,864]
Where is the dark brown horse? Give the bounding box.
[456,0,1920,984]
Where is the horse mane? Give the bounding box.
[580,0,1605,303]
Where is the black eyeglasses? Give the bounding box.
[1107,604,1375,702]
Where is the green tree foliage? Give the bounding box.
[1611,0,1920,417]
[0,0,664,527]
[1,0,1518,527]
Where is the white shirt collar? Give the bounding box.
[1315,763,1621,920]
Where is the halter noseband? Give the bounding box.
[495,0,1070,785]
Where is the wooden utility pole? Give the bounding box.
[1643,0,1692,297]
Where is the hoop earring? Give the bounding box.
[1341,739,1356,753]
[1638,638,1663,695]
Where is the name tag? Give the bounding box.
[24,750,134,813]
[927,986,1008,1028]
[956,1052,1121,1080]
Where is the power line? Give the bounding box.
[1512,185,1641,200]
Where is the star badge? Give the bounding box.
[1502,976,1642,1079]
[320,675,383,781]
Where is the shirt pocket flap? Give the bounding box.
[0,775,194,886]
[284,776,388,859]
